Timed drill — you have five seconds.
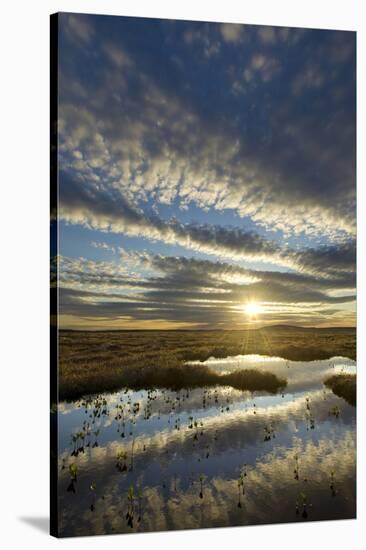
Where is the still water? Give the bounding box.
[57,355,356,536]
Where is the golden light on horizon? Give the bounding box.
[244,301,263,318]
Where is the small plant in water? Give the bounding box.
[67,463,78,494]
[89,480,96,511]
[69,463,78,480]
[116,450,128,472]
[199,473,206,499]
[126,485,135,528]
[137,487,143,524]
[294,454,299,480]
[329,406,340,418]
[237,473,245,507]
[92,428,100,448]
[330,470,337,497]
[296,492,312,519]
[263,423,275,441]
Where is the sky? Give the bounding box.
[55,13,356,330]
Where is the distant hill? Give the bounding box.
[259,324,355,333]
[60,325,356,333]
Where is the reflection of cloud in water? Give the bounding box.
[58,392,355,517]
[57,355,356,536]
[57,403,74,415]
[58,432,355,536]
[58,357,356,422]
[59,386,244,417]
[58,372,355,453]
[59,386,355,468]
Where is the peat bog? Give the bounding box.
[55,327,356,536]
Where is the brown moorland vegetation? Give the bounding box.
[57,326,356,400]
[324,373,356,406]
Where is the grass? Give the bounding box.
[324,374,356,406]
[57,327,355,400]
[111,362,287,393]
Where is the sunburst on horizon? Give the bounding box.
[244,301,263,318]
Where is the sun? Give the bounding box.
[244,301,262,317]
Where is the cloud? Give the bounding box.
[57,21,356,241]
[292,242,356,277]
[59,168,356,278]
[291,64,325,95]
[103,43,133,67]
[250,53,281,81]
[62,13,95,45]
[59,170,285,266]
[56,253,355,328]
[220,23,244,43]
[55,16,356,329]
[183,25,221,58]
[142,253,355,290]
[90,241,116,253]
[257,26,277,44]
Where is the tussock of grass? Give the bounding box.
[324,374,356,406]
[222,369,286,392]
[118,363,286,393]
[58,328,355,400]
[59,360,286,399]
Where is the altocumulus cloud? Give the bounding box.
[55,14,356,329]
[59,170,355,277]
[58,14,355,239]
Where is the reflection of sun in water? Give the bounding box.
[244,302,262,317]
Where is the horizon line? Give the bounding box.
[58,324,356,332]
